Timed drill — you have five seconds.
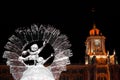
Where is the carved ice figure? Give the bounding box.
[3,24,73,80]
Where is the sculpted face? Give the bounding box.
[37,57,44,63]
[31,44,39,51]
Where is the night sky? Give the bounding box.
[0,2,120,64]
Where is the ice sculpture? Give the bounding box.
[3,24,73,80]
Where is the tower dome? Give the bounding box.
[89,23,100,36]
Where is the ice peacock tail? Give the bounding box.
[3,24,73,80]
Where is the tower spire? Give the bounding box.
[91,8,95,13]
[91,8,96,25]
[93,22,96,29]
[107,50,109,56]
[113,49,116,55]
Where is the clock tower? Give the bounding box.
[85,23,107,65]
[85,23,113,80]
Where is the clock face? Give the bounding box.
[93,39,102,53]
[94,39,100,46]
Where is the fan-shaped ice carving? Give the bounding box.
[3,24,73,80]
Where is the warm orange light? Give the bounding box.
[89,27,100,36]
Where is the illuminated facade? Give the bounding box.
[85,24,117,65]
[0,24,120,80]
[84,24,118,80]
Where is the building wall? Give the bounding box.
[0,64,120,80]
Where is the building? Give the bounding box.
[0,24,120,80]
[60,24,120,80]
[84,23,118,80]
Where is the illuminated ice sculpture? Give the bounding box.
[3,24,73,80]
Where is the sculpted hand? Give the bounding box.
[18,56,27,66]
[18,56,24,62]
[43,39,48,46]
[51,54,54,57]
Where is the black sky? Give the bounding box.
[0,2,120,64]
